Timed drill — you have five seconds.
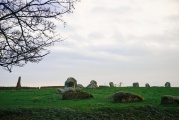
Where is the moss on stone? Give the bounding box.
[62,91,93,100]
[112,91,144,103]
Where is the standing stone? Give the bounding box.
[86,80,98,88]
[16,76,21,90]
[57,77,77,94]
[145,83,150,87]
[77,84,84,88]
[65,77,77,88]
[133,82,139,87]
[165,82,171,87]
[109,82,114,87]
[119,82,123,87]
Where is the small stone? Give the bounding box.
[165,82,171,87]
[86,80,98,88]
[133,82,139,87]
[109,82,114,87]
[62,91,93,100]
[145,83,150,87]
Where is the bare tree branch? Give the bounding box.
[0,0,79,72]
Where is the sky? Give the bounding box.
[1,0,179,87]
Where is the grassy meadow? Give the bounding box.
[0,87,179,119]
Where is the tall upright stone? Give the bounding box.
[133,82,139,87]
[16,76,21,90]
[165,82,171,87]
[65,77,77,88]
[145,83,150,87]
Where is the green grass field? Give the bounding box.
[0,87,179,119]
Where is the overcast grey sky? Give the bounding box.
[1,0,179,87]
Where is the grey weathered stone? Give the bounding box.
[109,82,114,87]
[86,80,98,88]
[111,91,144,103]
[62,90,93,100]
[57,77,77,94]
[57,87,75,94]
[77,84,84,88]
[133,82,139,87]
[165,82,171,87]
[65,77,77,88]
[161,95,179,105]
[16,76,21,90]
[145,83,150,87]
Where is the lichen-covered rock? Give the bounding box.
[86,80,98,88]
[65,77,77,88]
[62,91,93,100]
[111,91,144,103]
[133,82,139,87]
[57,88,64,94]
[90,80,97,85]
[165,82,171,87]
[57,77,78,94]
[109,82,114,87]
[161,95,179,105]
[57,87,75,94]
[145,83,150,87]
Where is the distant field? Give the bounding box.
[0,87,179,119]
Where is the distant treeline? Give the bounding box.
[0,86,64,90]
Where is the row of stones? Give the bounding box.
[132,82,171,87]
[57,77,177,105]
[15,77,171,91]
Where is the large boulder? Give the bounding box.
[62,90,93,100]
[111,91,144,103]
[161,95,179,105]
[86,80,98,88]
[165,82,171,87]
[65,77,77,88]
[57,77,77,94]
[109,82,114,87]
[133,82,139,87]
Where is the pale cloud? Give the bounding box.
[1,0,179,87]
